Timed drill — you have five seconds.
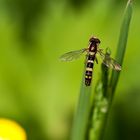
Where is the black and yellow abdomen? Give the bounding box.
[85,55,95,86]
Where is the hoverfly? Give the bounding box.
[60,36,121,86]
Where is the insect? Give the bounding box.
[60,36,121,86]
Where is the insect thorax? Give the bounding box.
[89,42,97,52]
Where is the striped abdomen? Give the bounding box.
[85,54,95,86]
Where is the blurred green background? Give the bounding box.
[0,0,140,140]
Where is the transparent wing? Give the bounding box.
[60,48,87,62]
[97,49,121,71]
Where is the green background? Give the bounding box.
[0,0,139,139]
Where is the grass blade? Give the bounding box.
[71,1,132,139]
[110,0,133,94]
[71,65,92,140]
[89,0,133,140]
[89,51,110,140]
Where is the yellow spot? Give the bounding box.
[89,76,92,79]
[87,60,93,63]
[89,52,94,55]
[86,68,92,71]
[0,118,26,140]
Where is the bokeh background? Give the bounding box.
[0,0,140,140]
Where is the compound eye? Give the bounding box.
[89,37,94,42]
[97,39,101,43]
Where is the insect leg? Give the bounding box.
[95,57,98,64]
[84,52,89,65]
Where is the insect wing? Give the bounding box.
[60,48,87,62]
[98,49,121,71]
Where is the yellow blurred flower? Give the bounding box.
[0,118,26,140]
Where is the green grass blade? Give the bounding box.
[89,0,133,140]
[110,0,133,94]
[89,51,110,140]
[71,65,92,140]
[71,1,132,139]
